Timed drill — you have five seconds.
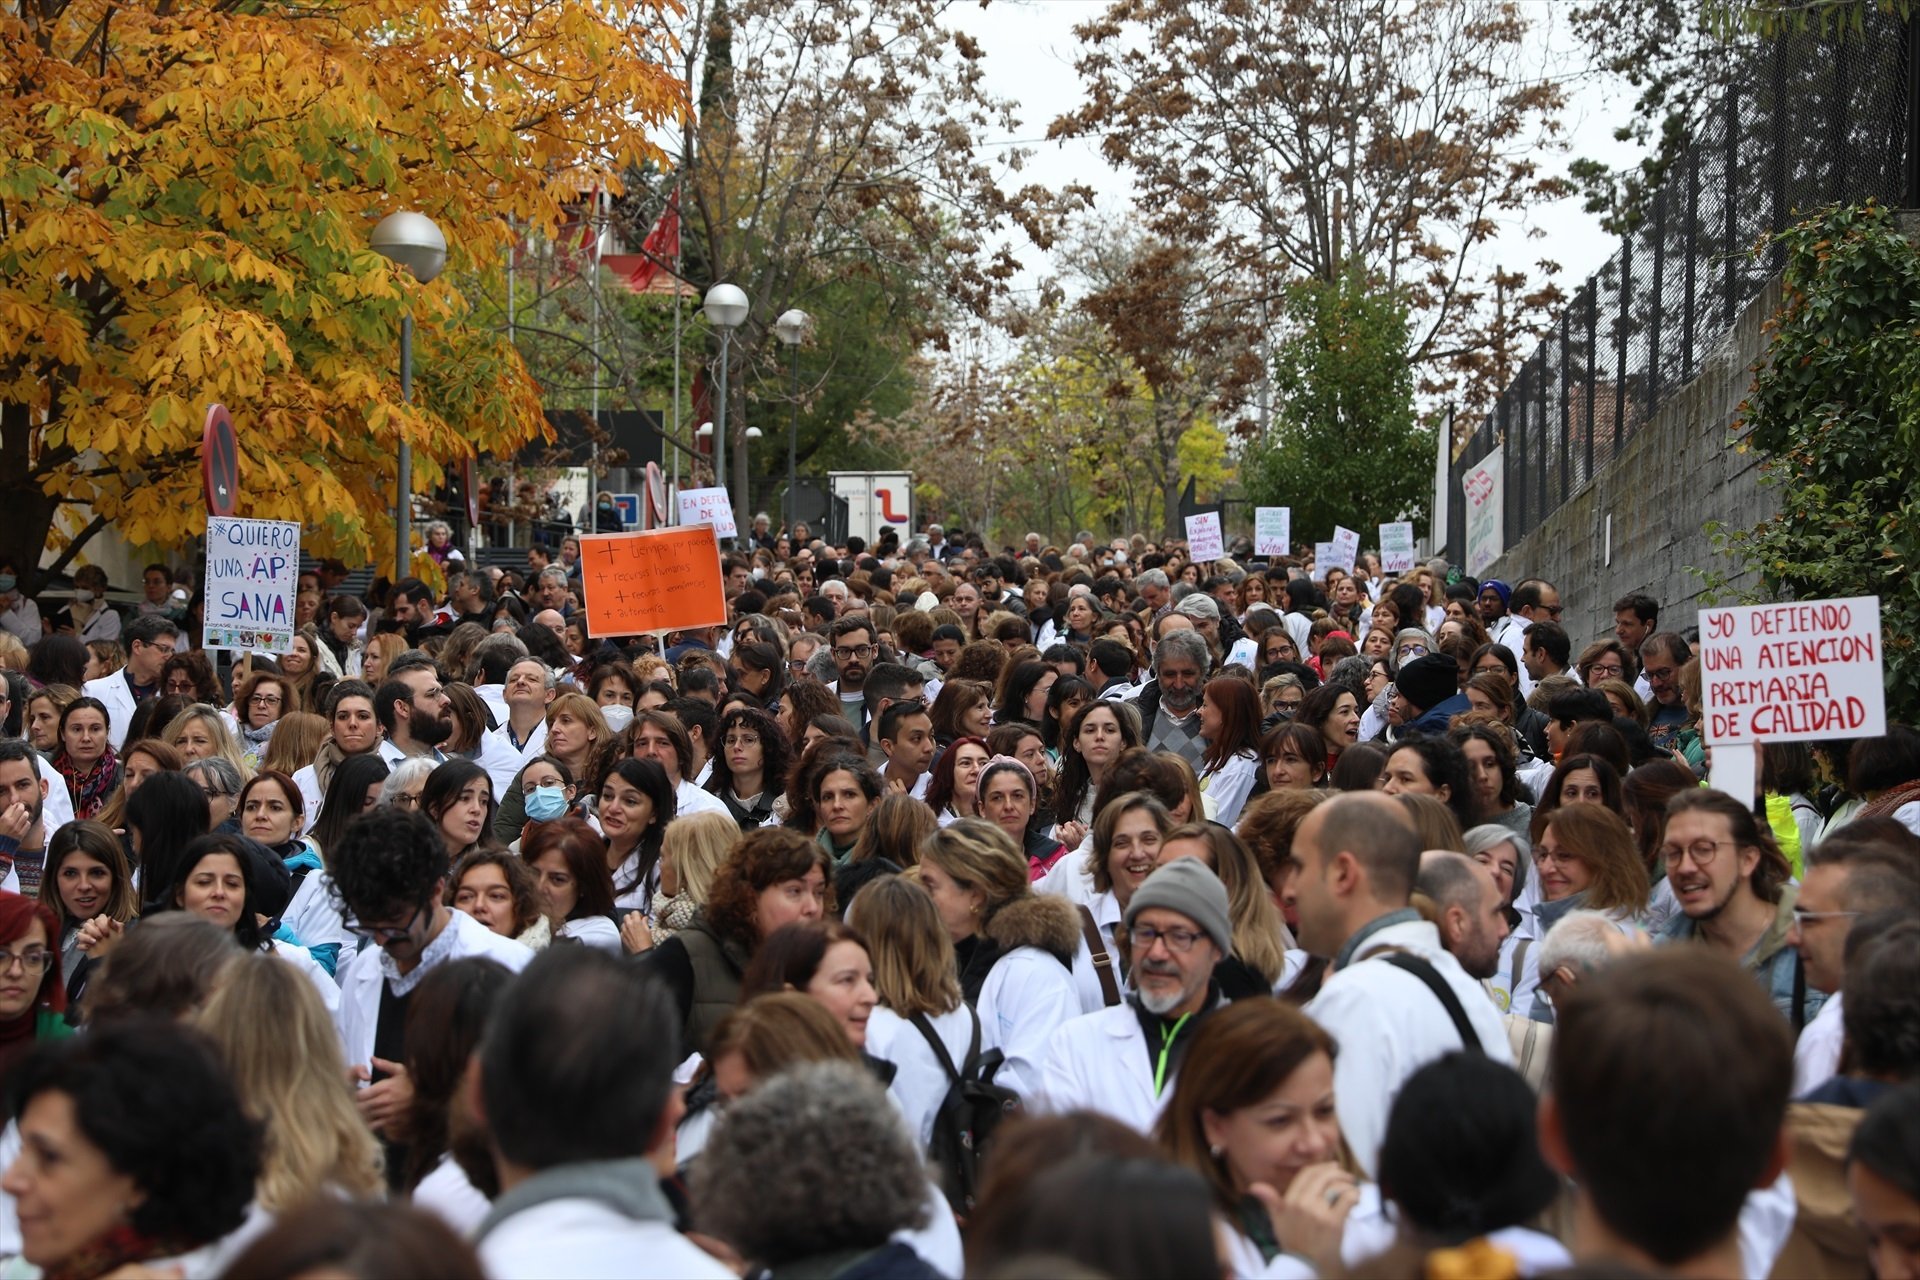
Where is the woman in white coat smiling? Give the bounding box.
[849,874,977,1153]
[917,820,1081,1102]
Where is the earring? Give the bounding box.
[1208,1144,1223,1159]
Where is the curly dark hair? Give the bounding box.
[705,827,835,954]
[328,807,449,922]
[705,706,792,799]
[160,650,223,703]
[9,1018,260,1247]
[693,1060,927,1264]
[446,848,546,937]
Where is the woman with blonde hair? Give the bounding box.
[643,809,738,947]
[263,711,328,778]
[164,704,253,782]
[91,737,185,835]
[195,952,384,1210]
[23,684,77,754]
[847,875,972,1152]
[360,632,408,688]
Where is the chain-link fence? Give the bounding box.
[1447,17,1914,562]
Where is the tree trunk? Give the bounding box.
[0,403,63,594]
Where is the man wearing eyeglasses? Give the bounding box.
[827,616,876,718]
[330,807,532,1149]
[1037,858,1235,1135]
[1657,789,1819,1027]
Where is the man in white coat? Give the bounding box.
[1037,858,1234,1134]
[474,946,732,1279]
[1296,792,1512,1178]
[326,807,531,1145]
[80,614,180,750]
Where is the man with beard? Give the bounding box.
[1129,630,1210,774]
[827,615,876,727]
[1416,851,1510,982]
[0,741,51,894]
[1037,858,1233,1134]
[1657,788,1814,1025]
[375,661,455,768]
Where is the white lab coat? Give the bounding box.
[1035,1002,1165,1135]
[558,914,622,953]
[80,672,139,751]
[672,778,729,820]
[333,910,532,1074]
[1793,991,1844,1097]
[865,1003,976,1151]
[1200,750,1259,827]
[975,945,1080,1103]
[292,762,325,835]
[414,1152,490,1239]
[478,1199,733,1280]
[478,720,544,801]
[270,939,339,1024]
[1306,918,1512,1179]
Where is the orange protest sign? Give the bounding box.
[577,527,727,636]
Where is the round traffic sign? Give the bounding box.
[644,462,666,529]
[463,456,480,528]
[202,404,237,517]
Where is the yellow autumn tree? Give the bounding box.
[0,0,685,580]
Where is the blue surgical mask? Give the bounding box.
[0,575,14,593]
[524,784,568,822]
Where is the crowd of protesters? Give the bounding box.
[0,517,1913,1279]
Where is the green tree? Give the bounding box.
[1704,202,1920,720]
[1242,271,1433,545]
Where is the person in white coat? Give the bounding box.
[1293,792,1512,1179]
[325,807,531,1150]
[918,820,1081,1102]
[472,946,731,1280]
[1038,858,1236,1135]
[80,614,181,750]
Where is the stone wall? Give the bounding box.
[1482,278,1781,652]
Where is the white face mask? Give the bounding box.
[74,590,96,603]
[600,704,635,734]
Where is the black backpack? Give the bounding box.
[909,1007,1021,1215]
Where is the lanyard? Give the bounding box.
[1153,1011,1193,1096]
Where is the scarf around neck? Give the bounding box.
[57,748,119,821]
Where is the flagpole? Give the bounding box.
[671,179,683,508]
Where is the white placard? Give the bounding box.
[203,518,300,653]
[676,487,737,538]
[1463,447,1504,576]
[1323,526,1359,574]
[1379,521,1417,574]
[1312,542,1336,574]
[1699,596,1886,745]
[1184,511,1224,562]
[1255,507,1291,558]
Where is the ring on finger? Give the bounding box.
[1324,1186,1343,1207]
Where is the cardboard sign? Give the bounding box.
[1255,507,1290,558]
[1184,511,1224,562]
[1463,447,1504,576]
[676,486,737,537]
[1323,526,1359,574]
[579,527,728,637]
[1379,521,1417,574]
[203,517,299,652]
[1699,596,1886,745]
[1312,542,1336,573]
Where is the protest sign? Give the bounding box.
[1699,596,1885,745]
[1463,447,1504,576]
[1313,542,1337,572]
[676,486,737,538]
[1184,511,1224,562]
[1323,526,1359,574]
[579,527,728,637]
[203,517,299,652]
[1379,521,1417,574]
[1255,507,1291,558]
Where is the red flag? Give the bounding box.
[606,192,680,294]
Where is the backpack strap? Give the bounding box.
[1076,904,1121,1007]
[1378,951,1487,1055]
[1791,951,1809,1035]
[1507,936,1532,1006]
[909,1007,981,1084]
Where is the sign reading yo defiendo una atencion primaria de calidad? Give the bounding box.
[1700,596,1886,744]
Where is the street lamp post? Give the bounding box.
[370,211,447,581]
[773,308,810,538]
[702,283,749,538]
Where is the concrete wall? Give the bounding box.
[1482,278,1781,653]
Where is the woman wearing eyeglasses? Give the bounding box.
[1519,805,1649,1022]
[232,669,296,771]
[0,889,74,1074]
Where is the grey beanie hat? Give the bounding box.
[1124,858,1232,956]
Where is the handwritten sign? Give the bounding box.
[203,518,299,652]
[1255,507,1290,558]
[1322,526,1359,575]
[1463,447,1504,576]
[1184,511,1223,562]
[579,527,728,637]
[1379,522,1417,574]
[1312,542,1336,572]
[676,486,737,538]
[1700,596,1885,745]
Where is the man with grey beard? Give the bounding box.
[1036,858,1232,1134]
[1130,629,1211,773]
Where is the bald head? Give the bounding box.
[533,608,566,638]
[1291,791,1422,959]
[1417,850,1494,914]
[1417,850,1508,980]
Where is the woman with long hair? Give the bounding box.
[705,705,791,832]
[127,771,211,914]
[1294,681,1361,777]
[994,660,1055,732]
[1197,678,1262,827]
[233,669,298,769]
[293,679,380,833]
[1053,701,1140,848]
[164,705,252,783]
[641,810,738,951]
[89,737,183,838]
[1449,714,1533,839]
[1157,999,1351,1278]
[489,692,613,847]
[916,820,1081,1099]
[521,817,620,952]
[812,751,882,865]
[38,820,137,1016]
[166,831,338,1014]
[195,953,383,1210]
[643,826,833,1056]
[421,759,496,861]
[927,678,993,748]
[401,957,514,1231]
[53,696,118,821]
[922,735,989,826]
[448,848,553,950]
[1157,822,1294,997]
[597,757,675,912]
[261,711,326,779]
[1521,804,1651,1020]
[848,875,974,1151]
[738,919,879,1052]
[1259,721,1327,793]
[306,753,389,864]
[1041,676,1093,756]
[1529,753,1626,843]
